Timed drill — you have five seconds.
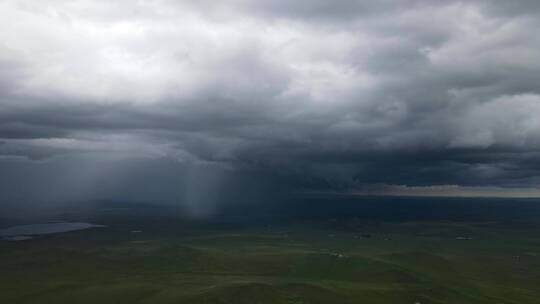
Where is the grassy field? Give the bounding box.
[1,214,539,304]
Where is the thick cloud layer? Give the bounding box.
[1,0,540,212]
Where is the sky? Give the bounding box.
[1,0,540,215]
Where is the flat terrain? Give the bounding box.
[1,198,540,303]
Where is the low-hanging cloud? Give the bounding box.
[1,0,540,213]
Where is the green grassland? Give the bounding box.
[1,218,539,303]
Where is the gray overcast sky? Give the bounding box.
[1,0,540,213]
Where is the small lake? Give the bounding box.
[0,222,105,241]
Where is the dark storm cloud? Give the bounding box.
[1,0,540,211]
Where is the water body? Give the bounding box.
[2,236,34,241]
[0,222,104,241]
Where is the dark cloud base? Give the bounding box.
[1,0,540,215]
